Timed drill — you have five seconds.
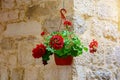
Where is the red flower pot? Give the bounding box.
[54,54,73,65]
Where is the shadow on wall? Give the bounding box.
[25,1,58,20]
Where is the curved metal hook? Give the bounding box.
[60,8,67,20]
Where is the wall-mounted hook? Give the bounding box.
[60,8,67,20]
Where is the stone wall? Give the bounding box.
[0,0,120,80]
[73,0,120,80]
[0,0,73,80]
[118,0,120,31]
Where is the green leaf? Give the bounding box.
[72,37,81,45]
[61,30,68,37]
[45,35,52,41]
[55,49,64,56]
[71,50,78,57]
[78,50,83,55]
[51,31,58,36]
[46,46,54,53]
[64,48,71,54]
[84,47,88,52]
[42,30,87,58]
[42,54,50,61]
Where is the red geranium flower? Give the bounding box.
[32,44,46,58]
[89,39,98,53]
[89,48,97,53]
[50,35,64,50]
[64,20,72,26]
[41,31,45,36]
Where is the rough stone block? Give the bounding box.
[117,71,120,80]
[17,41,35,66]
[43,17,62,33]
[19,10,25,20]
[74,0,118,22]
[8,10,19,21]
[74,16,118,41]
[10,67,24,80]
[23,66,42,80]
[57,66,72,80]
[9,55,17,67]
[0,53,7,64]
[25,2,52,19]
[0,24,4,34]
[15,0,22,7]
[1,0,15,9]
[74,0,95,16]
[0,12,9,22]
[113,46,120,66]
[16,0,31,7]
[91,69,111,80]
[73,15,88,34]
[22,0,31,4]
[87,17,118,41]
[44,64,72,80]
[0,38,18,50]
[3,21,42,36]
[73,65,86,80]
[95,0,118,22]
[0,10,19,22]
[0,66,9,80]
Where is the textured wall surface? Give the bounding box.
[73,0,120,80]
[0,0,73,80]
[118,0,120,31]
[0,0,120,80]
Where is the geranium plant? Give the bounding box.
[89,39,98,53]
[32,9,88,65]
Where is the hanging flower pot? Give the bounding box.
[54,54,73,65]
[32,9,88,65]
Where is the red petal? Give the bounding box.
[41,31,45,36]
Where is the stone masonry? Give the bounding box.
[0,0,73,80]
[0,0,120,80]
[73,0,120,80]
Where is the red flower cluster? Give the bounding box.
[32,44,46,58]
[50,35,64,50]
[41,31,45,36]
[64,20,72,26]
[89,39,98,53]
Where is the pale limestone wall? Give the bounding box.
[73,0,120,80]
[0,0,73,80]
[118,0,120,31]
